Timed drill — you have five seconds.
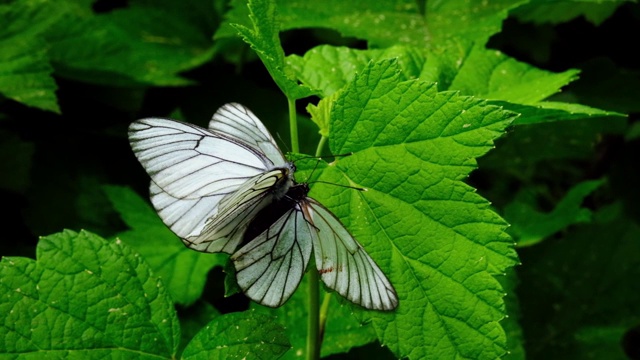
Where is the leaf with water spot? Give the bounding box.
[218,0,525,47]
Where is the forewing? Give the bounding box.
[150,181,224,240]
[129,118,271,200]
[183,170,287,254]
[209,103,285,166]
[231,204,313,307]
[308,199,398,311]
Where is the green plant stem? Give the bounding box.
[315,135,327,158]
[289,97,320,360]
[288,98,300,153]
[319,293,332,342]
[310,137,330,356]
[307,267,321,360]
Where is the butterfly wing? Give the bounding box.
[231,201,313,307]
[129,114,290,248]
[209,103,285,166]
[184,168,292,253]
[149,181,224,240]
[307,199,398,311]
[129,118,276,199]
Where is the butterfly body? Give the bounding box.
[129,103,398,310]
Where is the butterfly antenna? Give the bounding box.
[327,152,355,159]
[302,157,322,183]
[293,152,354,163]
[276,132,291,153]
[307,180,367,192]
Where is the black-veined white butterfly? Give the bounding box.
[128,103,398,310]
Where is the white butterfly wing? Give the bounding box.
[149,181,224,239]
[209,103,285,166]
[232,204,313,307]
[308,199,398,311]
[129,109,291,248]
[129,118,274,200]
[185,169,291,254]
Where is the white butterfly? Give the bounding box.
[129,103,398,310]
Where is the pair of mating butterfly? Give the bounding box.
[129,103,398,311]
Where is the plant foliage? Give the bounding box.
[1,0,638,359]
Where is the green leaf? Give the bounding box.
[0,229,180,358]
[425,0,528,44]
[518,203,640,359]
[217,0,427,47]
[513,0,631,26]
[420,40,475,90]
[319,298,380,357]
[0,0,65,39]
[287,45,425,98]
[289,43,605,127]
[494,101,626,126]
[306,95,333,138]
[505,179,605,247]
[182,310,290,359]
[222,259,242,297]
[230,0,314,100]
[0,2,60,113]
[104,185,225,306]
[44,1,217,87]
[301,59,518,359]
[0,37,59,113]
[448,45,580,104]
[219,0,525,47]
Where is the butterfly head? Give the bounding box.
[271,162,296,201]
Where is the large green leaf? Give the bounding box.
[218,0,525,47]
[287,43,623,128]
[299,59,519,359]
[0,230,291,359]
[104,186,225,306]
[0,1,61,112]
[425,0,528,44]
[513,0,632,26]
[493,101,625,125]
[448,44,579,104]
[35,0,218,87]
[287,45,425,98]
[217,0,427,47]
[0,230,181,358]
